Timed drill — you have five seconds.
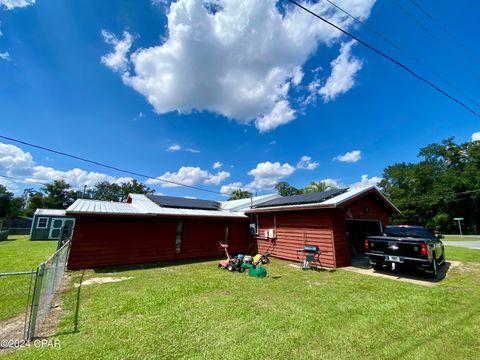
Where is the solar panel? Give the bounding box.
[146,195,221,210]
[254,188,348,208]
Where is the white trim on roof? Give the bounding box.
[34,209,67,216]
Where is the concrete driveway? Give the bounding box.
[443,241,480,250]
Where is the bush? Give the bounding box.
[427,213,454,234]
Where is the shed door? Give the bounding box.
[48,218,75,239]
[346,220,382,256]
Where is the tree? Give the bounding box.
[92,180,155,202]
[23,189,45,218]
[9,196,25,217]
[228,189,252,201]
[275,182,302,196]
[42,180,78,209]
[0,185,13,217]
[303,181,337,193]
[380,138,480,233]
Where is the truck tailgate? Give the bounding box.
[367,237,424,258]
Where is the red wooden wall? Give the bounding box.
[255,210,337,268]
[67,215,249,270]
[342,191,392,224]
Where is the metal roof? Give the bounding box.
[145,194,221,210]
[34,209,67,216]
[254,188,347,208]
[221,194,281,212]
[246,186,400,214]
[67,195,246,218]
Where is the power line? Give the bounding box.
[408,0,480,66]
[287,0,480,119]
[390,0,480,83]
[0,135,223,195]
[324,0,480,109]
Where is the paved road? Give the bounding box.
[443,241,480,250]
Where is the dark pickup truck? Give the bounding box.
[365,225,446,278]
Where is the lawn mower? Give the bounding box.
[218,243,273,277]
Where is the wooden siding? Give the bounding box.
[256,210,336,268]
[342,192,391,223]
[67,216,249,270]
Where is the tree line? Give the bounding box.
[0,180,154,218]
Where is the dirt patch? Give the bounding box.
[74,276,133,287]
[0,314,26,350]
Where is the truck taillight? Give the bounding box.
[421,244,428,256]
[364,239,369,252]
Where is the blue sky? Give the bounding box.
[0,0,479,200]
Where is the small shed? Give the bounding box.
[66,194,250,270]
[246,186,400,268]
[30,209,75,240]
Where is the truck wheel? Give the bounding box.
[373,263,383,271]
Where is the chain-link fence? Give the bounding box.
[26,239,71,341]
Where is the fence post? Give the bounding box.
[27,262,45,341]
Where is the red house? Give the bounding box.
[66,194,249,270]
[245,187,400,268]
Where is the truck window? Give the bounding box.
[383,227,434,239]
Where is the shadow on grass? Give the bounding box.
[91,257,223,274]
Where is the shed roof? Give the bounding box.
[246,186,400,214]
[34,209,67,216]
[67,194,246,219]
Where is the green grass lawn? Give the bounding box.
[1,243,479,359]
[0,236,57,321]
[443,234,480,241]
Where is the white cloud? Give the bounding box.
[350,174,382,188]
[167,144,182,152]
[334,150,361,163]
[100,30,133,73]
[102,0,376,132]
[472,132,480,141]
[255,100,296,133]
[319,178,342,189]
[220,181,243,195]
[147,166,228,187]
[319,40,363,102]
[0,51,9,61]
[247,161,295,190]
[0,142,133,191]
[166,144,199,153]
[296,155,319,170]
[0,0,35,10]
[204,170,230,185]
[212,161,222,169]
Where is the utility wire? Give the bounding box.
[390,0,480,83]
[324,0,480,109]
[0,135,223,195]
[287,0,480,119]
[408,0,480,66]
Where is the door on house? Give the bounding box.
[48,218,75,240]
